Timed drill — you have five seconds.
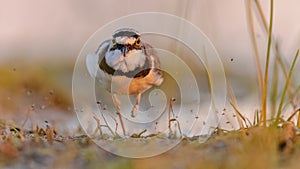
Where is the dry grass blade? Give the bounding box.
[45,126,55,143]
[253,109,260,126]
[250,0,295,124]
[92,115,103,137]
[100,111,117,137]
[13,105,34,142]
[279,84,300,116]
[286,108,300,122]
[261,0,274,127]
[270,60,279,118]
[10,127,25,141]
[176,119,182,137]
[254,0,289,80]
[227,85,246,129]
[167,98,182,137]
[21,106,32,130]
[96,103,119,137]
[105,111,120,136]
[130,129,147,138]
[137,129,147,137]
[33,125,40,143]
[276,50,299,123]
[245,0,263,95]
[168,98,175,132]
[229,102,251,128]
[168,118,182,137]
[254,0,294,108]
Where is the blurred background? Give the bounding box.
[1,0,300,132]
[1,1,300,65]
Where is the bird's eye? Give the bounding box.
[135,38,141,47]
[112,39,117,45]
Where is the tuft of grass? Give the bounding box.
[246,0,300,127]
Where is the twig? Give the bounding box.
[167,98,182,137]
[96,103,119,137]
[287,108,300,122]
[168,98,175,133]
[100,111,118,137]
[105,111,119,135]
[92,115,103,137]
[168,98,172,132]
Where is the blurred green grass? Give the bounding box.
[0,61,73,113]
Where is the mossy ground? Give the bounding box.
[1,123,300,169]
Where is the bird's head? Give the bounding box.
[105,28,146,73]
[111,28,142,55]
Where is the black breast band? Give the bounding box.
[99,55,151,78]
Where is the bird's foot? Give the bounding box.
[131,104,139,118]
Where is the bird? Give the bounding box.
[86,28,163,135]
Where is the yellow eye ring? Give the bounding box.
[112,39,117,45]
[135,38,141,47]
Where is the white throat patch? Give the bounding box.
[115,36,136,45]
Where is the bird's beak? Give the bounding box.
[121,46,128,57]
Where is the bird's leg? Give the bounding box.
[112,94,126,135]
[131,93,141,118]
